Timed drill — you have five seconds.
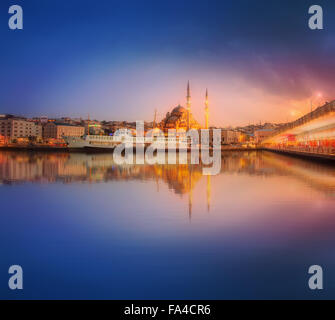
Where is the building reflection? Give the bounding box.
[1,151,335,216]
[207,175,211,212]
[0,151,204,218]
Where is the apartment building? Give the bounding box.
[221,130,241,144]
[43,122,85,139]
[0,117,42,139]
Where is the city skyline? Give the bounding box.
[0,81,329,129]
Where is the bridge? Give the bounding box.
[261,100,335,160]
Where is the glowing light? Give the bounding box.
[290,109,302,117]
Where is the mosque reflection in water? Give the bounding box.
[3,149,335,299]
[1,150,335,219]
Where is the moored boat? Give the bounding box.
[64,134,192,151]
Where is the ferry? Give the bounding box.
[63,134,192,151]
[64,135,119,150]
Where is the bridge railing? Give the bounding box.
[265,145,335,156]
[264,100,335,141]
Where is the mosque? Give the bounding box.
[159,82,209,132]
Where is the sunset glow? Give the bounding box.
[1,0,335,127]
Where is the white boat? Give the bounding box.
[64,135,119,150]
[64,134,191,151]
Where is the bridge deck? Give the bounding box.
[265,147,335,162]
[262,100,335,161]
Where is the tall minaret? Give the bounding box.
[186,81,191,131]
[153,109,157,129]
[205,88,209,129]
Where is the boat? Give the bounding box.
[64,135,119,150]
[63,134,192,151]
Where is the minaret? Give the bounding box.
[205,88,209,129]
[153,109,157,129]
[186,81,191,131]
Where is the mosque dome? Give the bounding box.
[171,105,187,115]
[158,82,204,132]
[164,105,187,124]
[161,104,201,130]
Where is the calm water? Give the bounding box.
[1,150,335,299]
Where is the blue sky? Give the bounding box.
[1,0,335,125]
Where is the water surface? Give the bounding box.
[1,150,335,299]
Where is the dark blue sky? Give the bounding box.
[1,0,335,125]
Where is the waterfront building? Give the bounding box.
[43,122,85,139]
[221,130,241,144]
[0,116,42,139]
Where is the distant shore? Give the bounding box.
[0,145,69,152]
